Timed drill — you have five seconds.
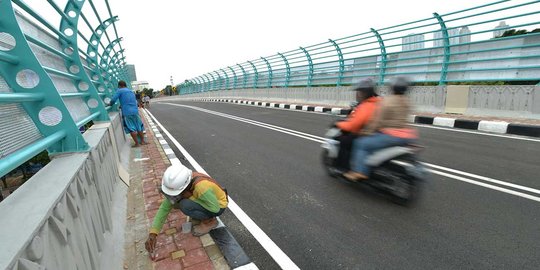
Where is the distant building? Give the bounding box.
[433,28,460,47]
[131,81,149,92]
[493,21,510,38]
[459,26,471,43]
[402,34,425,51]
[126,64,137,82]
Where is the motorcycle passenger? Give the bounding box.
[334,78,381,171]
[344,77,418,181]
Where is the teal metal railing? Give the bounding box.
[0,0,130,177]
[178,0,540,94]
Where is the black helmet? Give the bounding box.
[352,78,376,97]
[390,77,409,95]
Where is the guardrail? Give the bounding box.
[178,0,540,94]
[0,0,130,178]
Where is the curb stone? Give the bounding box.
[188,98,540,138]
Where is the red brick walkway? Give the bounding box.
[128,110,228,270]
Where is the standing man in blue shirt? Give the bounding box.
[109,81,147,147]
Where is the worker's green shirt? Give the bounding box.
[149,180,228,234]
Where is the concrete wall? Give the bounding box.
[172,84,540,118]
[0,112,128,270]
[467,85,539,118]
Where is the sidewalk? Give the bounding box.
[123,111,229,270]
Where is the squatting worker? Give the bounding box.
[145,164,228,254]
[109,81,147,147]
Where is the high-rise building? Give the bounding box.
[131,81,149,92]
[402,34,425,51]
[493,21,509,38]
[433,28,460,47]
[459,26,471,43]
[126,64,137,82]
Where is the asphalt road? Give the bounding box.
[148,100,540,270]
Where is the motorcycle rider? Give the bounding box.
[344,77,418,181]
[334,78,381,171]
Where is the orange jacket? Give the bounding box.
[336,96,381,133]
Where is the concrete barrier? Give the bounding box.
[0,113,128,270]
[167,84,540,119]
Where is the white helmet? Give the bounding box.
[161,164,193,196]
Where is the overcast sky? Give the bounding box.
[107,0,505,89]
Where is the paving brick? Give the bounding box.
[153,242,178,262]
[176,235,203,251]
[145,200,162,211]
[184,260,214,270]
[154,257,183,270]
[168,211,185,221]
[156,234,174,248]
[171,250,186,260]
[180,247,210,268]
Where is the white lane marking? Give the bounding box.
[174,100,540,143]
[428,169,540,203]
[422,163,540,195]
[159,103,540,203]
[162,103,325,143]
[411,124,540,142]
[145,109,300,270]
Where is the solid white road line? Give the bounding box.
[158,103,540,203]
[422,162,540,195]
[428,169,540,203]
[163,103,325,143]
[162,100,540,143]
[145,109,300,270]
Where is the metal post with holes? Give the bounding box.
[59,0,109,122]
[0,0,89,176]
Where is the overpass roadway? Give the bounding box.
[148,100,540,270]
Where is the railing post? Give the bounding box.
[202,74,211,92]
[278,53,290,88]
[228,66,237,89]
[247,61,258,88]
[261,57,272,88]
[194,77,203,93]
[434,12,450,85]
[59,0,109,122]
[300,46,314,87]
[237,63,247,89]
[0,0,88,157]
[328,39,345,86]
[370,28,387,85]
[220,68,229,90]
[208,72,216,91]
[87,16,118,100]
[213,71,222,90]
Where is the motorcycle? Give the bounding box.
[321,113,427,205]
